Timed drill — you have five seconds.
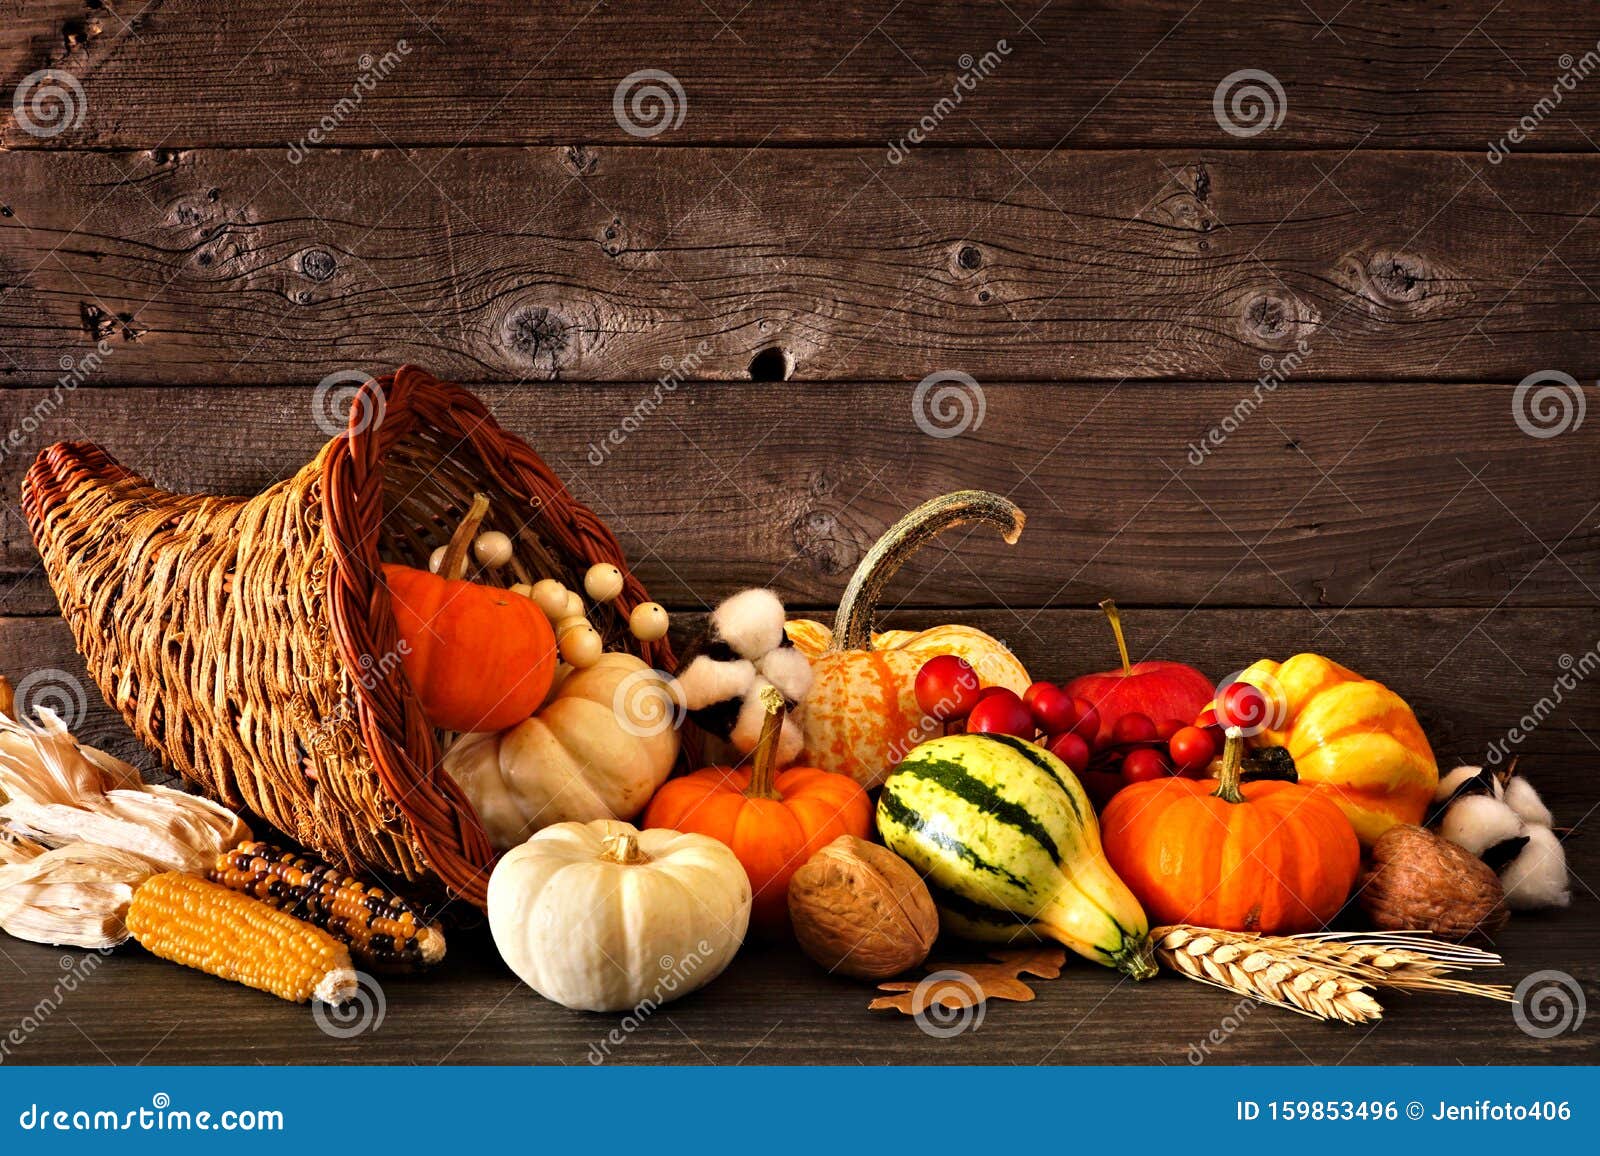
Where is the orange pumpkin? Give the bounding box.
[643,688,871,932]
[1229,654,1437,845]
[790,491,1030,787]
[383,494,556,733]
[1100,729,1360,933]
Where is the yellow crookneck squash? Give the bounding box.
[1231,654,1437,845]
[787,490,1031,788]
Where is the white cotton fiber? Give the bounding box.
[1435,764,1497,802]
[1502,775,1555,828]
[675,655,755,711]
[711,588,788,660]
[1437,794,1523,857]
[1501,825,1571,910]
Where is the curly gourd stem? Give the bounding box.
[1214,727,1247,805]
[830,490,1026,652]
[438,492,491,580]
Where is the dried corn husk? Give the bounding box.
[0,836,158,948]
[0,702,249,874]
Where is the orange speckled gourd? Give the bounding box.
[789,492,1030,788]
[1230,654,1437,845]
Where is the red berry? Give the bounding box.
[1022,681,1055,713]
[1068,698,1101,744]
[972,685,1013,706]
[1111,711,1157,745]
[1155,717,1185,741]
[1168,725,1217,774]
[915,655,981,720]
[1121,747,1172,783]
[1047,731,1091,774]
[965,690,1035,739]
[1219,681,1270,731]
[1193,706,1219,730]
[1029,685,1078,734]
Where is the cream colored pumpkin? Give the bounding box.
[488,819,752,1012]
[443,653,679,851]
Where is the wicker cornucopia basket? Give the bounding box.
[21,366,672,910]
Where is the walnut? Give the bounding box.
[1358,824,1509,941]
[788,835,938,980]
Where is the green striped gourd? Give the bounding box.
[877,732,1156,978]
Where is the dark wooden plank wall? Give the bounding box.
[0,0,1595,1065]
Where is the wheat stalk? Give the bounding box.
[1154,926,1385,1023]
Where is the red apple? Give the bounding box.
[1063,598,1214,746]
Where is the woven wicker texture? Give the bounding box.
[21,366,672,910]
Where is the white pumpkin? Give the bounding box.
[443,653,679,850]
[488,819,752,1012]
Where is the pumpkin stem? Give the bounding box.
[830,491,1026,652]
[600,831,650,865]
[1098,598,1132,677]
[1214,726,1247,804]
[438,492,491,581]
[746,684,786,800]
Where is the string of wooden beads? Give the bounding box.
[503,564,672,668]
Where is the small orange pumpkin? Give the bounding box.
[790,491,1030,787]
[643,687,871,932]
[383,493,556,733]
[1100,729,1360,933]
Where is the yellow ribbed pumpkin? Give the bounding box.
[789,492,1031,788]
[1231,654,1437,845]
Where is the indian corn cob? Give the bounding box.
[127,872,357,1005]
[209,841,446,971]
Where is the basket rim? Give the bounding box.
[321,365,673,910]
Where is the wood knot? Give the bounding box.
[562,145,599,176]
[791,509,855,578]
[1363,250,1431,306]
[299,248,338,282]
[957,244,983,270]
[1240,290,1318,347]
[500,305,573,374]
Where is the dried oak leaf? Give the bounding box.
[869,946,1067,1016]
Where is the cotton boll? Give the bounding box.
[1435,764,1498,803]
[1438,794,1524,857]
[710,588,788,660]
[758,644,814,703]
[1502,775,1555,828]
[1500,825,1571,910]
[675,655,755,711]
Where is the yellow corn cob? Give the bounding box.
[127,872,357,1004]
[208,841,446,972]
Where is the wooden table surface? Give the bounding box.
[2,1,1597,1065]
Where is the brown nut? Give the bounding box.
[1358,824,1508,941]
[787,835,938,980]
